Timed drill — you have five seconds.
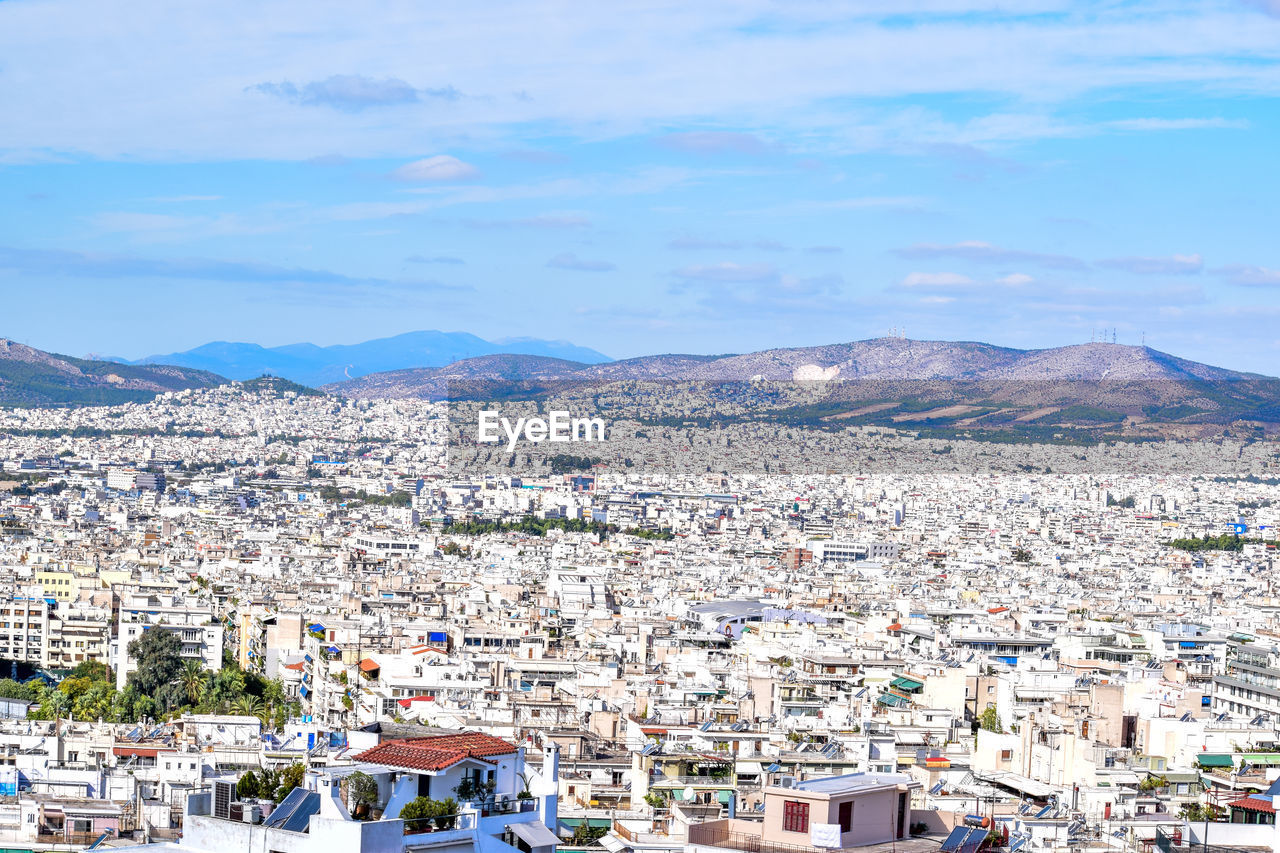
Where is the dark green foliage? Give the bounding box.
[547,454,600,474]
[1170,533,1263,552]
[237,770,261,800]
[240,376,325,397]
[0,351,221,407]
[127,629,184,709]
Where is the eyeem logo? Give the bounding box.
[478,410,606,452]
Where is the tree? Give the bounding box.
[128,629,184,706]
[180,660,207,706]
[979,707,1003,733]
[399,797,440,832]
[273,763,306,804]
[230,695,264,721]
[237,770,261,800]
[347,771,379,818]
[207,666,247,712]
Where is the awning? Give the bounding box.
[1197,754,1233,768]
[878,693,910,707]
[511,821,560,848]
[599,835,629,853]
[891,676,923,691]
[1241,754,1280,766]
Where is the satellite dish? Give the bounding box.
[683,787,695,802]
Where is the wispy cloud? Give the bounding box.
[0,245,469,292]
[1107,118,1250,131]
[668,236,789,251]
[672,262,779,284]
[1097,254,1204,275]
[547,252,616,272]
[463,212,592,229]
[406,254,465,265]
[894,241,1087,270]
[145,195,223,203]
[737,196,929,216]
[1216,264,1280,286]
[657,131,777,156]
[391,155,479,182]
[248,75,458,112]
[900,271,974,287]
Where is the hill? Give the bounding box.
[0,339,224,407]
[326,337,1280,437]
[135,330,611,386]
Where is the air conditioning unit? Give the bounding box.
[241,804,261,824]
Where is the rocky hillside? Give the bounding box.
[0,339,224,406]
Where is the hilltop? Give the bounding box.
[0,339,224,407]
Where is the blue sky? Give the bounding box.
[2,0,1280,371]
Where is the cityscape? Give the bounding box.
[3,2,1280,853]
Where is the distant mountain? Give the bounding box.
[331,338,1260,389]
[0,339,223,407]
[135,331,611,386]
[326,338,1280,434]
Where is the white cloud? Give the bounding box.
[391,155,479,182]
[673,262,779,284]
[996,273,1034,285]
[3,1,1278,160]
[901,271,974,287]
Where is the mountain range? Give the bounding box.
[328,338,1257,393]
[3,334,1280,436]
[0,339,222,407]
[131,331,611,387]
[326,338,1280,435]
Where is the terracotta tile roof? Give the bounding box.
[1228,796,1275,814]
[355,733,516,772]
[358,658,381,672]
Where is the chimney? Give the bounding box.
[539,744,560,831]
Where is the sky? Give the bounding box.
[2,0,1280,372]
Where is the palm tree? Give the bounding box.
[180,661,206,706]
[230,695,264,719]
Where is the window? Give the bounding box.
[1001,750,1012,761]
[838,801,853,831]
[783,801,810,833]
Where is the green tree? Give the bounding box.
[347,771,379,818]
[237,770,261,800]
[180,660,207,706]
[127,629,184,708]
[399,796,439,831]
[979,707,1003,733]
[207,666,247,712]
[273,763,306,804]
[230,694,265,721]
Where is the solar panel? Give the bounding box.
[264,787,319,831]
[1034,805,1053,819]
[940,826,969,852]
[930,781,945,795]
[959,827,988,853]
[1010,839,1026,852]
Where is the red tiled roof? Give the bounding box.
[1228,797,1275,814]
[887,623,903,631]
[355,733,516,772]
[283,661,305,671]
[358,658,381,672]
